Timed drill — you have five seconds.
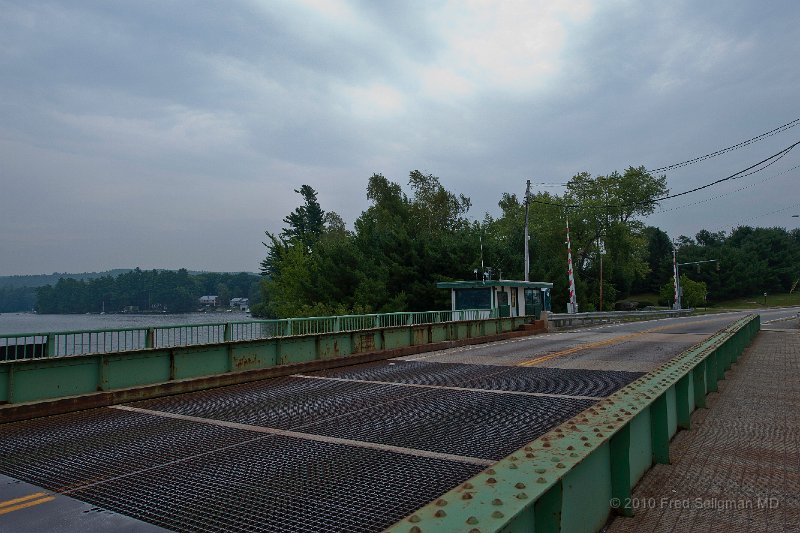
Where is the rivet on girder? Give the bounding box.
[566,445,574,450]
[492,511,504,519]
[434,510,446,518]
[510,463,518,470]
[487,477,497,484]
[516,492,528,499]
[543,442,551,448]
[526,452,535,458]
[485,469,496,475]
[537,477,547,483]
[584,442,592,447]
[535,468,546,474]
[409,515,421,523]
[556,463,566,469]
[515,482,526,489]
[492,498,503,506]
[570,452,579,457]
[435,499,447,507]
[463,482,474,489]
[466,516,479,525]
[410,526,421,533]
[462,493,473,500]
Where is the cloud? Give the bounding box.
[1,0,799,275]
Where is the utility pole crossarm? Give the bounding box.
[677,259,718,267]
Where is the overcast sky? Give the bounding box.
[1,0,799,276]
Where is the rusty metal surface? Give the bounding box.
[608,330,800,532]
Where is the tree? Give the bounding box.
[260,185,325,277]
[660,274,707,308]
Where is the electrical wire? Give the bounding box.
[717,202,800,231]
[529,140,800,211]
[654,164,800,214]
[648,118,800,173]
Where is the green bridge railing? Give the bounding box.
[0,308,497,361]
[386,313,760,533]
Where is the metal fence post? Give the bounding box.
[46,333,56,357]
[145,328,155,349]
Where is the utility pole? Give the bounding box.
[673,244,680,310]
[524,179,531,281]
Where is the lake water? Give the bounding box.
[0,312,255,335]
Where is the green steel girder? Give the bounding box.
[385,314,760,533]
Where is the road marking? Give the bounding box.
[292,374,603,401]
[0,492,55,515]
[514,318,728,368]
[110,405,494,467]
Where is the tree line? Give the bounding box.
[34,269,261,314]
[254,170,800,318]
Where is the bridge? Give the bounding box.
[0,308,795,532]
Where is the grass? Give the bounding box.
[711,292,800,309]
[619,291,800,310]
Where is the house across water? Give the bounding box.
[436,280,552,318]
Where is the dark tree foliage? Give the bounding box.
[34,269,261,314]
[256,168,800,318]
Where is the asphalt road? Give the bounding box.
[0,308,790,533]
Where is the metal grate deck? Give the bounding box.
[311,360,642,397]
[0,411,483,533]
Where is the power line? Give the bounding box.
[529,140,800,211]
[717,202,800,231]
[654,164,800,215]
[648,118,800,173]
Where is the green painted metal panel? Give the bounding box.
[430,324,448,343]
[456,323,469,339]
[0,365,8,402]
[411,326,429,345]
[687,372,696,414]
[13,358,100,403]
[174,346,229,380]
[105,351,171,390]
[230,341,278,370]
[666,385,678,438]
[561,442,612,533]
[278,337,318,364]
[533,481,562,532]
[629,409,653,487]
[382,328,410,350]
[609,424,634,517]
[316,333,352,359]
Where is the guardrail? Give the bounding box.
[0,309,496,361]
[386,313,760,533]
[548,309,693,328]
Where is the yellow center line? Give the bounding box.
[515,317,729,368]
[518,315,734,368]
[0,492,55,516]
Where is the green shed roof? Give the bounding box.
[436,280,553,290]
